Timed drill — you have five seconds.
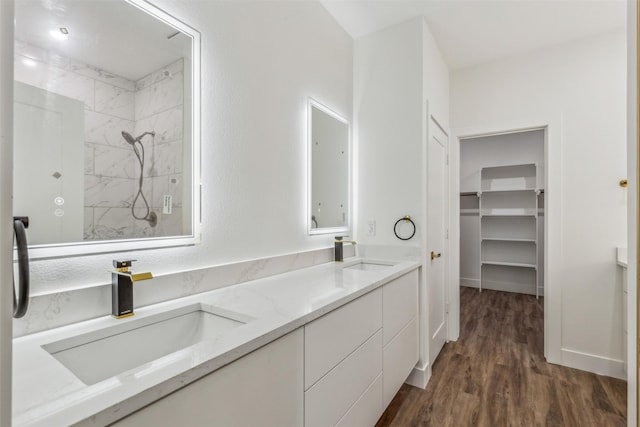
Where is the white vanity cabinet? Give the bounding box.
[111,329,304,427]
[304,288,383,427]
[382,269,419,407]
[304,269,419,427]
[110,268,420,427]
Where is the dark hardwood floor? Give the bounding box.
[376,287,627,427]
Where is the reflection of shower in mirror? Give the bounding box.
[121,130,157,228]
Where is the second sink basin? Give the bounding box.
[42,303,253,385]
[344,260,397,271]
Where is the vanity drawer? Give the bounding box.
[383,270,418,346]
[305,330,383,427]
[336,372,383,427]
[305,287,382,389]
[383,316,418,407]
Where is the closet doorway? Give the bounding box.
[459,129,545,299]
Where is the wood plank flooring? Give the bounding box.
[376,287,627,427]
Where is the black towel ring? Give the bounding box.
[13,216,30,318]
[394,215,416,241]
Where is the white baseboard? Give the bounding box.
[461,277,479,288]
[405,360,430,389]
[560,348,625,380]
[460,277,544,296]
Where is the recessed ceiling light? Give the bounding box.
[49,28,68,41]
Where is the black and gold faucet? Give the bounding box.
[112,260,153,318]
[334,236,356,262]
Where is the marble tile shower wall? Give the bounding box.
[133,58,184,238]
[14,42,184,240]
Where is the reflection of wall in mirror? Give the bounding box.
[14,41,184,240]
[311,107,349,229]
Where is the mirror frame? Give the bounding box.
[307,98,351,236]
[21,0,201,260]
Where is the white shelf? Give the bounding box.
[482,261,537,269]
[479,163,539,298]
[481,216,536,240]
[478,188,538,194]
[480,212,537,217]
[480,163,537,192]
[481,237,536,243]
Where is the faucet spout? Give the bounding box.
[334,236,356,262]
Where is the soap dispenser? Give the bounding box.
[112,260,153,318]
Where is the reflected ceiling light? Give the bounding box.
[49,28,68,40]
[22,58,37,68]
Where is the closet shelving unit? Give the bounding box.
[478,163,540,298]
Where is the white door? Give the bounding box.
[428,117,448,365]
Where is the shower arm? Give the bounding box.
[135,131,155,142]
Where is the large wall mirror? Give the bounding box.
[308,98,350,235]
[13,0,200,258]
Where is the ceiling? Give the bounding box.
[15,0,191,81]
[319,0,627,70]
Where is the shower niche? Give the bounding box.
[13,0,201,257]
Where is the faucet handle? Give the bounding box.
[113,259,137,272]
[113,259,136,268]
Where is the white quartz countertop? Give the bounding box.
[12,257,420,426]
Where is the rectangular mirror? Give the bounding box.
[308,98,350,235]
[13,0,200,258]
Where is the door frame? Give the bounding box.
[630,1,639,424]
[427,114,450,366]
[0,1,14,424]
[407,102,451,389]
[449,116,563,366]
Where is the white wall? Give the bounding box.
[354,16,450,387]
[422,20,450,131]
[354,18,424,247]
[20,0,353,296]
[452,29,627,378]
[460,131,544,192]
[626,0,637,423]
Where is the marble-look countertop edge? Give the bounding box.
[14,258,421,427]
[617,247,628,268]
[79,321,301,427]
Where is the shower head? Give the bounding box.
[121,131,137,145]
[121,130,156,145]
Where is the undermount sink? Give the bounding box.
[42,303,253,385]
[344,260,397,271]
